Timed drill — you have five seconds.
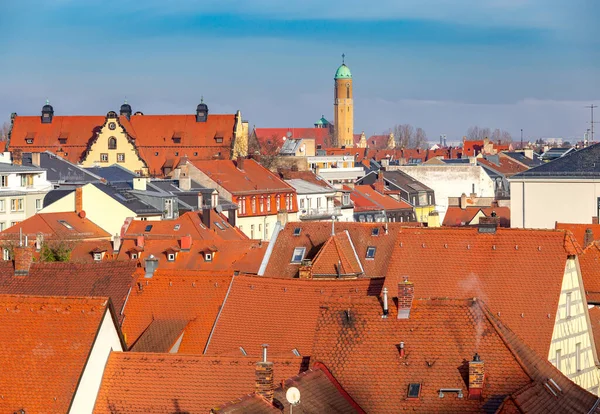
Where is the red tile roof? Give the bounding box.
[312,296,599,413]
[351,184,413,212]
[384,227,577,357]
[556,222,600,248]
[120,270,232,352]
[193,158,296,196]
[94,352,303,413]
[0,212,110,241]
[310,231,363,277]
[578,242,600,304]
[0,295,112,414]
[204,274,383,358]
[9,113,236,174]
[442,206,511,227]
[254,128,331,148]
[263,222,414,278]
[278,168,333,189]
[0,261,136,323]
[478,156,528,177]
[588,307,600,361]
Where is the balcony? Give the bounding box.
[299,207,342,221]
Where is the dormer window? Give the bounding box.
[131,253,138,260]
[26,138,34,144]
[293,227,301,236]
[167,253,176,262]
[93,252,103,261]
[172,132,182,143]
[291,247,306,264]
[214,134,224,144]
[204,252,212,262]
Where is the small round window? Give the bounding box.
[108,122,116,130]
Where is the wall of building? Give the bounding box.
[238,214,286,241]
[548,258,600,394]
[510,179,600,229]
[80,117,146,173]
[396,165,495,222]
[69,310,123,413]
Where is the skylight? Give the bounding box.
[144,224,153,232]
[291,247,306,264]
[372,228,380,236]
[174,224,180,231]
[215,222,225,230]
[293,227,301,236]
[58,220,73,230]
[408,383,421,398]
[366,246,376,259]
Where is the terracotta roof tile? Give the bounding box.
[588,307,600,360]
[254,128,331,148]
[0,295,110,414]
[442,206,511,227]
[579,242,600,304]
[129,319,188,352]
[204,275,383,358]
[120,270,232,352]
[0,261,136,323]
[94,352,303,413]
[556,222,600,248]
[478,156,528,177]
[384,227,575,357]
[351,184,413,211]
[310,231,363,277]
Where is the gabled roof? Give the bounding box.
[310,231,363,277]
[193,158,295,195]
[120,270,232,352]
[578,242,600,304]
[277,169,333,189]
[311,297,599,413]
[0,261,137,322]
[285,178,335,195]
[442,206,511,227]
[204,274,383,358]
[214,364,364,413]
[0,211,110,241]
[262,222,413,278]
[0,295,112,414]
[512,144,600,179]
[94,352,303,413]
[384,227,578,357]
[351,184,413,212]
[129,319,188,352]
[477,155,529,177]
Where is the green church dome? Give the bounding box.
[315,115,331,126]
[334,64,352,79]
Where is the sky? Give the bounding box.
[0,1,599,142]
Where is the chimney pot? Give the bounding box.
[460,193,467,210]
[13,245,33,276]
[382,287,389,317]
[397,277,414,319]
[468,353,485,400]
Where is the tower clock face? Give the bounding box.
[108,122,116,130]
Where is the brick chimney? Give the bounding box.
[298,260,313,279]
[236,156,245,171]
[75,187,83,213]
[197,192,204,210]
[584,228,594,248]
[255,344,274,404]
[468,353,485,400]
[397,276,414,319]
[14,245,33,276]
[373,174,385,194]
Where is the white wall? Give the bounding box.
[397,165,495,221]
[511,179,600,229]
[69,310,123,413]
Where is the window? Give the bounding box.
[343,194,350,205]
[576,342,582,372]
[0,200,5,212]
[276,195,281,211]
[251,197,257,214]
[300,198,305,209]
[164,199,174,219]
[174,224,181,231]
[555,349,562,369]
[267,196,271,211]
[167,253,176,262]
[20,174,33,187]
[100,153,109,163]
[291,247,306,263]
[408,383,421,399]
[3,248,9,261]
[131,253,138,260]
[293,228,301,236]
[205,253,213,262]
[566,292,572,318]
[108,137,117,149]
[154,152,159,156]
[117,153,125,163]
[372,228,380,236]
[366,246,376,259]
[0,176,7,187]
[251,224,255,239]
[258,224,262,233]
[35,199,42,210]
[260,197,264,213]
[58,220,73,229]
[238,197,246,215]
[265,223,269,239]
[316,197,322,209]
[0,222,4,231]
[26,138,34,144]
[144,224,153,232]
[193,152,198,156]
[10,198,23,212]
[93,252,102,261]
[285,194,291,211]
[175,152,179,156]
[215,137,223,143]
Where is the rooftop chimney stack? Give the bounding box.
[584,228,594,248]
[460,193,467,210]
[397,276,414,319]
[236,156,245,171]
[13,245,33,276]
[255,344,274,404]
[144,255,158,278]
[112,234,121,253]
[382,287,389,318]
[136,235,145,248]
[398,341,405,358]
[468,353,485,400]
[211,190,219,209]
[202,192,212,228]
[75,187,83,213]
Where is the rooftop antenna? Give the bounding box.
[586,104,598,143]
[286,387,301,414]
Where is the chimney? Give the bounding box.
[227,208,236,227]
[397,276,414,319]
[460,193,467,210]
[197,192,204,211]
[75,187,83,213]
[144,255,158,278]
[211,190,219,208]
[299,260,313,279]
[179,177,191,191]
[468,353,485,400]
[382,287,389,318]
[180,234,192,251]
[133,177,147,191]
[12,149,22,166]
[31,152,41,167]
[136,235,145,248]
[478,216,499,233]
[113,234,121,253]
[202,195,212,228]
[255,344,274,404]
[13,245,33,276]
[236,156,245,171]
[374,174,385,194]
[584,228,594,248]
[397,341,405,358]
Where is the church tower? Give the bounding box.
[334,55,353,148]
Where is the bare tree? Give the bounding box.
[466,126,491,140]
[414,127,428,149]
[391,124,414,148]
[0,122,10,141]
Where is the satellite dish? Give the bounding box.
[286,387,300,405]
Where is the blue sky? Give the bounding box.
[1,1,598,142]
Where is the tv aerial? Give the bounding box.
[286,386,300,413]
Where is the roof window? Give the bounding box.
[292,348,301,357]
[372,227,380,236]
[58,220,73,230]
[204,252,213,262]
[366,246,376,259]
[167,253,176,262]
[408,383,421,399]
[239,346,247,356]
[144,224,153,232]
[291,247,306,264]
[174,224,180,231]
[293,227,301,236]
[215,222,225,230]
[93,252,102,262]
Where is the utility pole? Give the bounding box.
[586,104,598,143]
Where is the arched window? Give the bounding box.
[346,83,350,98]
[108,137,117,150]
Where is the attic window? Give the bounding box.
[214,136,224,143]
[205,252,213,262]
[291,247,306,264]
[58,220,73,230]
[293,227,301,236]
[26,139,34,144]
[193,152,198,156]
[372,228,380,236]
[93,252,102,261]
[408,383,421,399]
[366,246,376,259]
[174,224,180,231]
[131,253,138,260]
[239,346,247,356]
[144,225,153,232]
[167,253,176,262]
[172,132,182,143]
